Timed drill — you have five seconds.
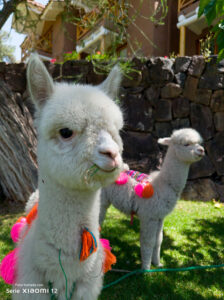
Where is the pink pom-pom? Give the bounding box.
[115,172,129,185]
[11,218,27,243]
[0,248,18,284]
[100,239,112,251]
[134,183,144,198]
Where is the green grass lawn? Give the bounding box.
[0,200,223,299]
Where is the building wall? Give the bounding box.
[126,0,179,57]
[51,14,76,61]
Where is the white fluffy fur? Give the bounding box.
[100,128,204,270]
[13,55,124,300]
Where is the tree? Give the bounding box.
[0,30,15,62]
[0,0,23,29]
[198,0,224,61]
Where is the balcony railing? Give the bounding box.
[21,29,53,62]
[76,0,126,41]
[178,0,198,13]
[76,10,100,41]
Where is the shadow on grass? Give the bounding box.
[101,213,224,300]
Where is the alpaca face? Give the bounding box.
[159,128,204,164]
[173,142,205,163]
[27,55,124,190]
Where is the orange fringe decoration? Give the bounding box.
[79,228,97,262]
[26,203,38,226]
[103,248,117,273]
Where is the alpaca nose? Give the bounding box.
[99,149,118,160]
[196,147,205,156]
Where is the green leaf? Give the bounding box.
[198,0,213,17]
[217,47,224,62]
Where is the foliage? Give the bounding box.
[0,200,223,299]
[63,51,79,62]
[199,33,214,61]
[198,0,224,61]
[60,49,140,79]
[0,31,15,62]
[62,0,168,58]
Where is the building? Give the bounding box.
[177,0,217,56]
[12,0,215,62]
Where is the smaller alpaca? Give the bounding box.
[100,128,205,270]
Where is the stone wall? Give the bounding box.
[0,56,224,202]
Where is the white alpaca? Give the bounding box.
[13,55,125,300]
[100,128,205,270]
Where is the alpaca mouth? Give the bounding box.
[97,165,117,173]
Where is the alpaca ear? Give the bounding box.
[99,65,122,99]
[27,54,54,109]
[158,137,171,146]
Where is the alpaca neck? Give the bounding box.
[158,146,190,195]
[36,172,100,253]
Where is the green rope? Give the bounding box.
[103,264,224,290]
[48,250,76,300]
[59,249,76,300]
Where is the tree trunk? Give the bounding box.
[0,80,37,203]
[0,0,23,30]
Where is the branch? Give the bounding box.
[0,0,24,30]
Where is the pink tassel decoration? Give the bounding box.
[0,248,18,284]
[100,238,112,251]
[10,218,27,243]
[115,172,129,185]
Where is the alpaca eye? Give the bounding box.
[184,143,190,147]
[59,128,74,139]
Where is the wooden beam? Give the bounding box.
[179,25,186,56]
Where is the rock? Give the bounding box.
[124,158,154,174]
[122,70,142,88]
[5,63,26,93]
[190,103,214,140]
[188,55,205,78]
[182,179,219,202]
[144,86,160,107]
[47,62,61,80]
[183,76,199,101]
[174,56,192,73]
[215,183,224,202]
[148,57,174,85]
[206,131,224,175]
[199,57,224,89]
[122,93,154,132]
[172,97,190,118]
[121,131,160,165]
[62,60,89,83]
[155,122,173,138]
[161,83,182,98]
[122,58,143,88]
[193,89,212,105]
[171,118,190,129]
[214,112,224,131]
[188,155,215,179]
[210,90,224,112]
[154,99,172,121]
[174,72,186,89]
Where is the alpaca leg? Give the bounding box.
[152,219,164,267]
[140,219,158,270]
[99,191,111,225]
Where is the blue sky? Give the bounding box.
[2,0,49,62]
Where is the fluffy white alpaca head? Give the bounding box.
[27,55,124,190]
[158,128,204,164]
